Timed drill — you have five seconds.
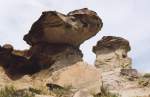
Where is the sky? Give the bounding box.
[0,0,150,73]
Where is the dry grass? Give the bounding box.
[0,86,35,97]
[94,83,119,97]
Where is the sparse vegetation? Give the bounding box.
[143,73,150,78]
[0,86,35,97]
[48,85,73,97]
[29,87,42,94]
[138,77,150,87]
[93,83,119,97]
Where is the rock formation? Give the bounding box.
[29,43,83,71]
[0,8,102,78]
[0,8,150,97]
[24,8,103,47]
[0,9,103,97]
[93,36,132,71]
[0,44,40,79]
[23,8,102,72]
[93,36,150,97]
[120,68,139,78]
[50,62,101,94]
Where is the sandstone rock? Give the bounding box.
[93,36,130,52]
[73,90,94,97]
[93,36,132,71]
[29,43,83,71]
[24,8,103,47]
[3,44,14,52]
[99,68,150,97]
[35,95,55,97]
[50,62,101,94]
[0,45,40,79]
[120,69,139,78]
[0,45,12,66]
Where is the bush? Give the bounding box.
[143,73,150,78]
[0,86,35,97]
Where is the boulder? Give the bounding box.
[24,8,103,47]
[93,36,132,71]
[50,62,102,94]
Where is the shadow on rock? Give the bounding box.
[0,45,41,80]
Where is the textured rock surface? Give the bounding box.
[120,69,139,78]
[50,62,101,94]
[100,68,150,97]
[29,43,83,71]
[73,90,94,97]
[0,44,40,79]
[1,7,150,97]
[24,8,103,47]
[93,36,132,71]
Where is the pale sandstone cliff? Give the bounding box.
[93,36,150,97]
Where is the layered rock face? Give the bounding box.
[1,8,149,97]
[24,8,103,47]
[29,43,83,71]
[0,8,102,78]
[0,8,103,97]
[93,36,150,97]
[93,36,132,71]
[23,8,103,72]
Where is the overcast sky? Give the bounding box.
[0,0,150,73]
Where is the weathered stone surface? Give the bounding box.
[0,44,40,79]
[2,44,14,51]
[73,90,94,97]
[93,36,132,71]
[120,69,139,78]
[29,43,83,71]
[24,8,103,47]
[93,36,130,53]
[50,62,101,94]
[100,68,150,97]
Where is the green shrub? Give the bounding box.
[143,73,150,78]
[0,86,35,97]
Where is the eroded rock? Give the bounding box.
[120,69,139,78]
[73,90,94,97]
[0,44,40,79]
[93,36,132,71]
[50,62,102,94]
[24,8,103,47]
[29,43,83,71]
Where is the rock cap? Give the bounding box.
[93,36,131,53]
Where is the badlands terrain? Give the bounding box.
[0,8,150,97]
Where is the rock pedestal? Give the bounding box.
[93,36,132,71]
[22,8,103,72]
[0,8,103,77]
